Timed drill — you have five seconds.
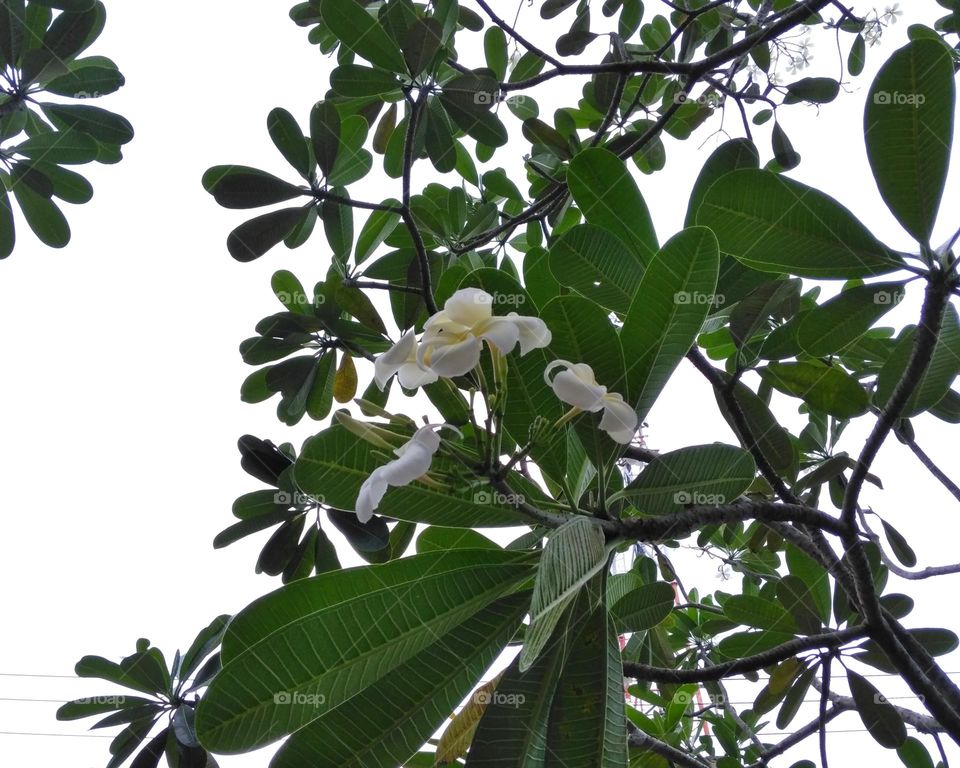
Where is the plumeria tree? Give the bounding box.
[53,1,960,767]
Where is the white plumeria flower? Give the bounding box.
[373,329,439,390]
[544,360,638,445]
[416,288,552,377]
[355,424,445,523]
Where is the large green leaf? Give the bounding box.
[684,138,759,227]
[847,669,907,748]
[696,169,901,278]
[715,376,794,472]
[196,551,535,751]
[548,223,645,314]
[613,443,756,514]
[723,595,797,634]
[294,425,528,527]
[42,103,133,144]
[203,166,304,209]
[797,282,905,357]
[520,517,608,672]
[621,226,719,420]
[875,305,960,417]
[268,593,528,768]
[567,147,658,265]
[761,361,869,418]
[12,180,69,248]
[609,581,675,633]
[0,182,14,258]
[320,0,405,72]
[864,38,955,245]
[544,603,628,768]
[227,207,309,262]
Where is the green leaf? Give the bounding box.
[310,100,341,179]
[45,56,125,97]
[621,226,720,420]
[609,581,674,633]
[329,64,402,97]
[685,138,759,227]
[13,131,99,164]
[847,669,907,748]
[202,165,303,209]
[416,526,499,553]
[724,595,797,633]
[567,147,658,265]
[548,223,645,314]
[12,180,69,248]
[897,736,936,768]
[797,282,905,357]
[881,520,917,567]
[402,17,443,77]
[320,0,405,72]
[761,362,869,418]
[715,376,794,472]
[42,103,133,144]
[227,207,307,262]
[439,72,508,147]
[544,603,629,768]
[295,425,528,527]
[355,201,401,263]
[864,38,955,245]
[268,107,311,178]
[849,34,866,76]
[0,182,14,258]
[57,695,156,721]
[875,305,960,417]
[615,443,756,514]
[179,616,230,684]
[785,77,839,104]
[0,0,26,67]
[483,26,508,81]
[196,550,533,751]
[696,169,901,278]
[520,517,608,672]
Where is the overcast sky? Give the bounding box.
[1,2,958,766]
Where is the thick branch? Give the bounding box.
[627,728,712,768]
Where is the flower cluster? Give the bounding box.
[355,288,639,519]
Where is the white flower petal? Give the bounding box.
[355,469,389,523]
[423,336,482,377]
[443,287,493,327]
[507,313,552,354]
[600,393,638,444]
[382,443,434,486]
[552,368,606,412]
[397,361,438,389]
[477,316,521,354]
[374,330,419,389]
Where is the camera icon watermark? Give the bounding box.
[274,691,326,706]
[873,90,926,107]
[873,289,904,306]
[673,491,726,506]
[73,90,103,100]
[473,490,525,506]
[674,291,724,306]
[474,689,526,707]
[274,490,325,506]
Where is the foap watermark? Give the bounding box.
[674,291,725,306]
[473,689,526,707]
[674,690,726,705]
[274,691,327,706]
[674,490,726,506]
[76,695,127,706]
[473,91,534,110]
[873,90,926,107]
[473,290,526,308]
[274,490,325,506]
[275,290,324,308]
[473,489,525,506]
[674,92,721,108]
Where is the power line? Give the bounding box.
[0,731,113,739]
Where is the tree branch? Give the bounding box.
[400,87,437,315]
[623,627,866,682]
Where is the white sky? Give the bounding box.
[0,1,958,766]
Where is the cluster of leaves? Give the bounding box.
[213,434,417,580]
[0,0,132,258]
[56,617,227,768]
[64,2,960,768]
